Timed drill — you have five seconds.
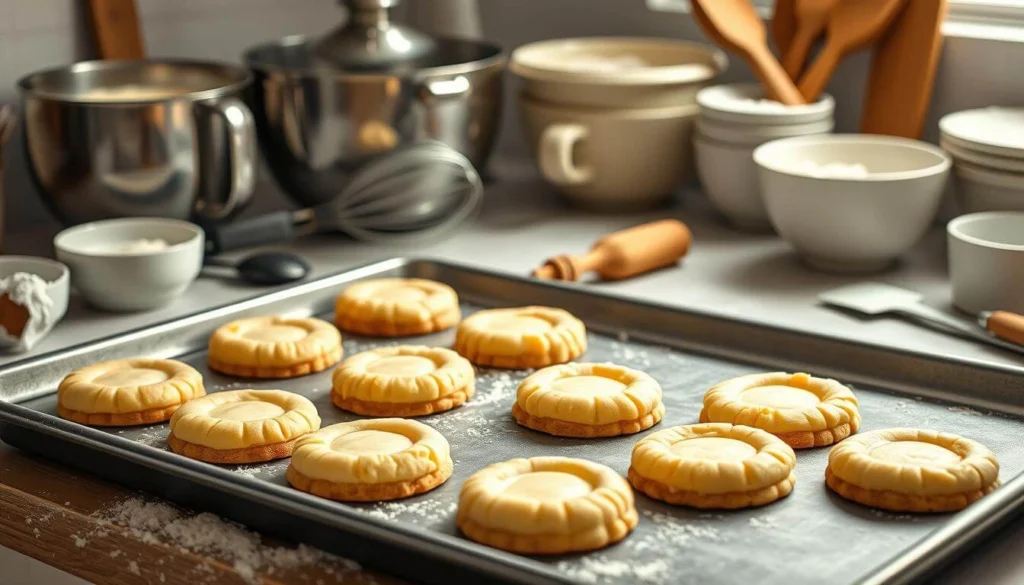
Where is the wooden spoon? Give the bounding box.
[782,0,838,79]
[690,0,805,105]
[797,0,907,102]
[87,0,145,59]
[771,0,799,58]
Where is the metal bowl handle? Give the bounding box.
[205,97,258,220]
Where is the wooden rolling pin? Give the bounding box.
[981,311,1024,346]
[532,220,692,282]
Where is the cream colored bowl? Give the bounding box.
[510,37,727,108]
[948,212,1024,314]
[754,135,951,273]
[519,96,699,210]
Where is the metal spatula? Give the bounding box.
[818,282,1024,356]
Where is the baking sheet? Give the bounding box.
[4,259,1024,585]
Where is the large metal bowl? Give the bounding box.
[244,35,504,208]
[20,60,257,226]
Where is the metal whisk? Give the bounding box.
[207,141,483,254]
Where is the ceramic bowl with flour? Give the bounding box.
[0,256,70,352]
[754,135,951,273]
[54,218,204,312]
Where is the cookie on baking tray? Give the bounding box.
[334,278,460,337]
[454,306,586,369]
[457,456,637,554]
[628,423,796,509]
[207,316,342,378]
[168,389,320,464]
[826,428,1000,513]
[287,418,453,502]
[513,363,663,437]
[700,372,861,449]
[57,358,205,426]
[331,345,474,417]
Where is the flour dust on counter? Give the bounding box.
[73,497,368,585]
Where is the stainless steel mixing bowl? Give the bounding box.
[243,35,504,208]
[20,60,257,226]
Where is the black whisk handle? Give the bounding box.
[205,211,296,254]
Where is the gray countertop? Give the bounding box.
[2,156,1022,583]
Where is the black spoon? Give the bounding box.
[204,252,310,285]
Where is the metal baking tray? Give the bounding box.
[2,258,1024,585]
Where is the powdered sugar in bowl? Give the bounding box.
[54,217,204,312]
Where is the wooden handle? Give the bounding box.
[797,42,840,102]
[531,220,692,282]
[782,27,818,80]
[771,0,799,57]
[985,311,1024,346]
[590,219,692,281]
[749,47,806,105]
[87,0,145,59]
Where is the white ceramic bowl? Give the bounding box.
[694,134,770,230]
[941,136,1024,173]
[948,212,1024,314]
[754,135,951,272]
[0,256,70,351]
[54,218,204,312]
[953,162,1024,213]
[510,37,727,108]
[696,83,835,125]
[696,116,833,146]
[939,107,1024,158]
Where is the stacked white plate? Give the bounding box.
[693,83,835,230]
[940,107,1024,213]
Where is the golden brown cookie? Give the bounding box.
[513,363,663,437]
[700,372,860,448]
[825,428,1000,512]
[208,316,342,378]
[457,457,637,554]
[334,278,460,337]
[628,423,796,509]
[331,345,475,417]
[453,306,586,369]
[168,389,320,464]
[287,418,453,502]
[57,358,205,426]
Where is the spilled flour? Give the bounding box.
[947,405,985,416]
[557,555,670,584]
[360,498,457,525]
[88,497,363,584]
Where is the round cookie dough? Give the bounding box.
[334,278,460,337]
[287,418,453,501]
[454,306,587,369]
[331,346,475,416]
[701,372,861,448]
[826,428,1000,512]
[168,389,320,464]
[457,457,637,554]
[628,423,797,509]
[57,358,205,426]
[208,316,342,378]
[513,363,664,437]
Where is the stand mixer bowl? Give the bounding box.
[243,0,504,208]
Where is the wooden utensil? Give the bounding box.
[983,311,1024,346]
[771,0,799,58]
[690,0,805,105]
[782,0,838,80]
[87,0,145,59]
[797,0,907,102]
[532,219,692,282]
[860,0,947,138]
